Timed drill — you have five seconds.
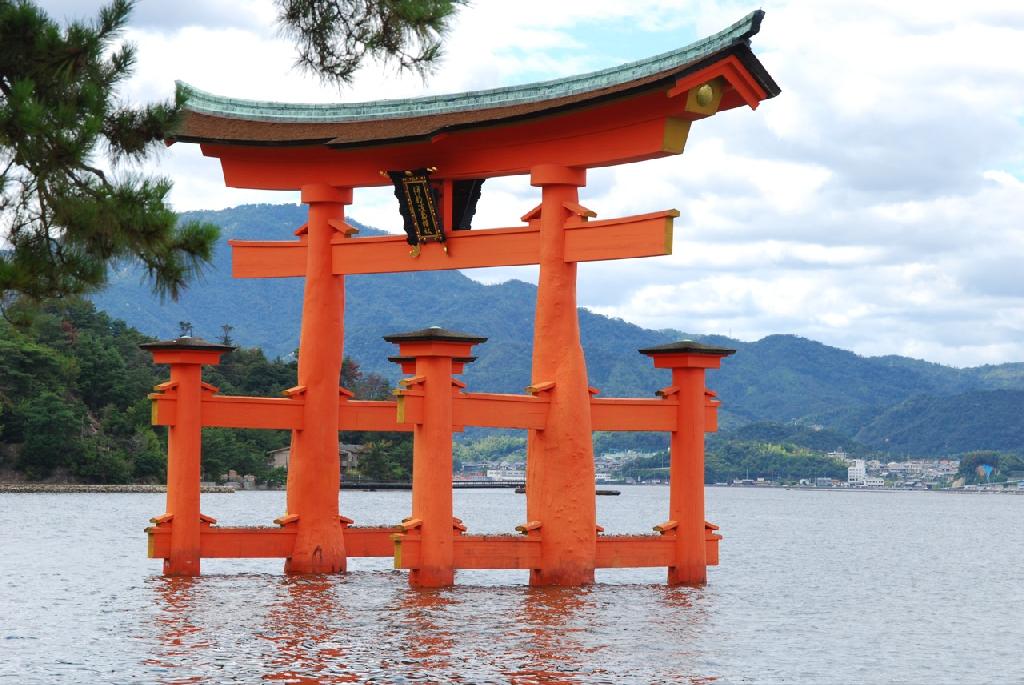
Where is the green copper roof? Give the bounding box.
[178,10,768,124]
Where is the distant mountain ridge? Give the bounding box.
[91,203,1024,457]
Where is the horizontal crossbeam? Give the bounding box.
[148,524,720,568]
[147,525,395,559]
[229,210,676,279]
[150,391,719,434]
[150,394,413,432]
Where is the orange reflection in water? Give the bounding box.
[391,588,459,673]
[503,586,594,685]
[259,576,359,684]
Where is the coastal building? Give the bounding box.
[267,444,365,471]
[847,459,866,486]
[828,449,849,462]
[486,468,526,482]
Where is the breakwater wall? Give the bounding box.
[0,484,235,493]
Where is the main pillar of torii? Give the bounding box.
[163,10,780,579]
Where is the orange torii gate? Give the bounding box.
[143,11,779,586]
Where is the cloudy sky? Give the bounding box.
[41,0,1024,367]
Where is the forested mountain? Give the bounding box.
[89,203,1024,458]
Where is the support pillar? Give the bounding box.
[141,337,233,576]
[284,184,353,574]
[641,340,734,585]
[386,327,484,587]
[526,164,597,586]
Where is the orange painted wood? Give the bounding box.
[589,398,679,431]
[154,394,411,432]
[148,525,395,559]
[339,400,413,432]
[164,363,203,576]
[669,366,709,585]
[453,393,549,430]
[395,535,542,570]
[231,211,677,279]
[453,536,542,569]
[595,536,676,568]
[341,527,396,557]
[563,210,676,263]
[199,59,771,191]
[526,168,597,586]
[334,226,539,275]
[201,396,303,430]
[408,354,457,586]
[284,187,348,573]
[228,239,306,278]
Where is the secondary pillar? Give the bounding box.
[141,337,233,576]
[386,327,484,587]
[526,164,597,586]
[641,340,733,585]
[285,184,353,574]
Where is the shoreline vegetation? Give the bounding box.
[1,298,1020,491]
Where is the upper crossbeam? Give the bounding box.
[229,210,677,279]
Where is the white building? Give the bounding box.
[847,459,866,486]
[486,468,526,482]
[863,476,885,488]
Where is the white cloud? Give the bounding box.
[53,0,1024,366]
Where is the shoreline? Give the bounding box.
[0,484,235,493]
[707,483,1024,495]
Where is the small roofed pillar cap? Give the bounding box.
[639,339,735,357]
[383,326,487,345]
[139,337,237,354]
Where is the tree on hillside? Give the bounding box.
[0,0,219,307]
[1,0,465,310]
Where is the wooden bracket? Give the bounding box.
[399,375,426,389]
[515,520,542,534]
[274,513,299,526]
[339,386,355,398]
[526,381,555,395]
[339,515,354,527]
[152,381,178,394]
[653,520,678,534]
[520,204,543,222]
[328,218,359,236]
[395,517,423,532]
[282,385,307,398]
[564,201,597,220]
[656,385,679,398]
[149,512,174,526]
[199,513,218,526]
[200,382,220,396]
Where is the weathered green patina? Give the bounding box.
[177,10,774,124]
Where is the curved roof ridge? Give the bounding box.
[178,10,764,124]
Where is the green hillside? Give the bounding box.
[854,390,1024,457]
[89,203,1024,458]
